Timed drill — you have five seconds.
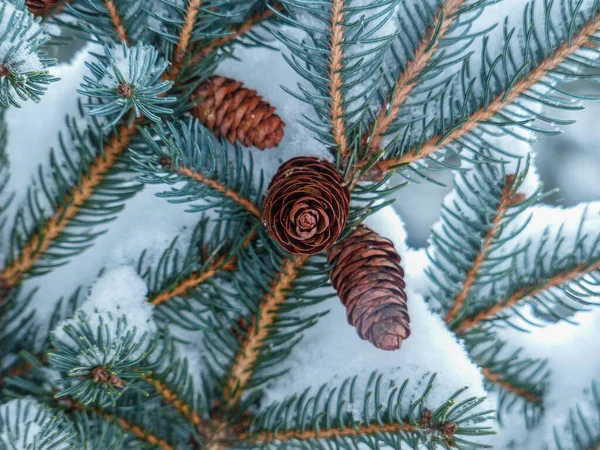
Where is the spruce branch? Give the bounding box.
[329,0,349,156]
[455,257,600,334]
[375,9,600,174]
[144,374,203,427]
[481,368,541,406]
[167,0,203,80]
[0,119,139,288]
[364,0,467,154]
[445,174,526,324]
[223,254,308,405]
[105,0,129,43]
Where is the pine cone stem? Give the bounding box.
[192,76,285,150]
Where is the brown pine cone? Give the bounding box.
[327,225,410,350]
[191,76,285,150]
[26,0,63,15]
[263,157,350,255]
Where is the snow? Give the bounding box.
[0,398,73,450]
[51,267,156,362]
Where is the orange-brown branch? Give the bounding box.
[167,0,203,80]
[242,421,416,442]
[86,404,175,450]
[196,8,277,59]
[455,258,600,334]
[149,256,236,306]
[105,0,129,44]
[175,166,262,218]
[0,121,139,287]
[144,375,203,426]
[481,368,541,404]
[329,0,349,156]
[445,176,521,323]
[224,255,308,405]
[376,12,600,173]
[366,0,466,152]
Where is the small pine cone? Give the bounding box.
[263,157,350,255]
[25,0,62,15]
[327,225,410,350]
[192,76,285,150]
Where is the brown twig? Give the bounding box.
[144,375,203,426]
[166,0,203,80]
[445,175,524,323]
[0,120,140,287]
[364,0,467,153]
[194,8,277,61]
[241,422,416,442]
[175,166,262,218]
[481,368,542,404]
[455,258,600,334]
[223,255,308,405]
[375,12,600,174]
[105,0,129,44]
[329,0,349,156]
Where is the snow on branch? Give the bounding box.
[79,43,174,129]
[0,2,58,108]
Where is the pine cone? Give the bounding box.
[263,157,350,255]
[25,0,62,15]
[327,225,410,350]
[192,76,285,150]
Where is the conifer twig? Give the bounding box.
[0,120,140,287]
[241,422,416,442]
[194,7,278,61]
[364,0,466,153]
[144,374,203,426]
[223,255,308,405]
[445,175,523,323]
[481,368,542,405]
[329,0,349,156]
[166,0,203,80]
[105,0,129,44]
[175,166,262,218]
[455,258,600,334]
[375,12,600,174]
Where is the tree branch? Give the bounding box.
[481,367,542,405]
[445,175,523,323]
[455,258,600,334]
[195,7,277,60]
[329,0,348,156]
[0,120,140,287]
[241,422,415,443]
[166,0,203,80]
[223,255,308,405]
[364,0,466,153]
[375,12,600,174]
[175,166,262,218]
[105,0,129,44]
[144,374,203,426]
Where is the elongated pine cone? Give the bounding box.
[192,76,285,150]
[263,157,350,255]
[26,0,62,15]
[327,225,410,350]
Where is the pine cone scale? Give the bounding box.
[327,225,410,351]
